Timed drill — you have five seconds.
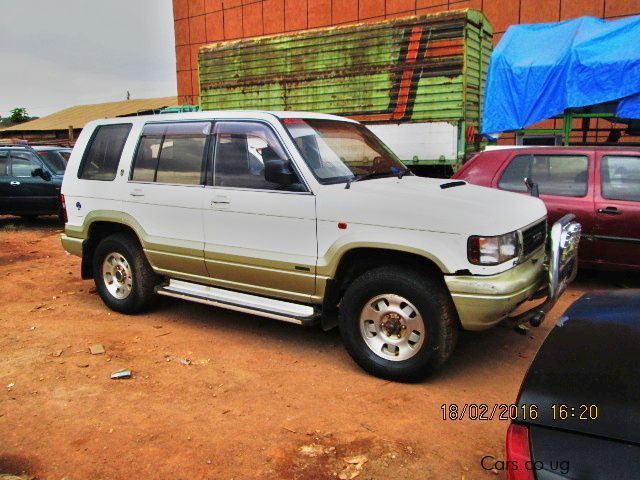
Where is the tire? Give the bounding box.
[93,233,157,314]
[339,265,458,382]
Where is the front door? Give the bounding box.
[593,153,640,269]
[203,121,317,302]
[8,150,58,214]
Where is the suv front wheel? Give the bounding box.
[93,233,157,314]
[339,265,458,382]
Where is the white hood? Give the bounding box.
[316,176,547,236]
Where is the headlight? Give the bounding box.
[467,231,519,265]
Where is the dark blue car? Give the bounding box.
[0,144,70,220]
[506,290,640,479]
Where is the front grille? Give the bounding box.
[521,220,547,257]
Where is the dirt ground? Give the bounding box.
[1,217,638,480]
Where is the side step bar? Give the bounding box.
[156,279,320,326]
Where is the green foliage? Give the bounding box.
[9,107,29,123]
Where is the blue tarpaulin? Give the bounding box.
[482,15,640,135]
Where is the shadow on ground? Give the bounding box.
[0,454,40,478]
[0,215,62,232]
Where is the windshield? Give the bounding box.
[36,149,68,175]
[283,119,406,184]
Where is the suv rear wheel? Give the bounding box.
[339,265,458,382]
[93,233,157,314]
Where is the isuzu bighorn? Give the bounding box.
[60,111,580,381]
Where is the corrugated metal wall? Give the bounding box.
[198,10,491,125]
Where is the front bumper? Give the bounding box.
[446,215,581,331]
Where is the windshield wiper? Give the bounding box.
[344,168,411,188]
[397,167,411,179]
[344,171,396,189]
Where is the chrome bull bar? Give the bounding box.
[548,214,581,304]
[507,214,581,327]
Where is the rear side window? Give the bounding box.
[131,122,209,185]
[79,124,132,180]
[602,155,640,202]
[499,154,589,197]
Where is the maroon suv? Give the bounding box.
[453,147,640,271]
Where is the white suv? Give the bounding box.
[61,111,580,381]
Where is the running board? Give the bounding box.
[156,279,319,325]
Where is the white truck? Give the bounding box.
[60,111,580,381]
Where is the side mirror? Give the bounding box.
[32,168,52,181]
[264,159,297,185]
[523,177,539,197]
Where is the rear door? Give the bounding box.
[126,121,210,278]
[494,151,597,263]
[8,150,58,214]
[593,153,640,269]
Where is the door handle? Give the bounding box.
[10,181,20,186]
[129,188,145,197]
[211,195,230,208]
[597,206,622,216]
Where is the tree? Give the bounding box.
[9,107,29,123]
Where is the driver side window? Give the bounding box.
[212,121,303,192]
[11,152,41,177]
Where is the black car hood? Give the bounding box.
[517,290,640,445]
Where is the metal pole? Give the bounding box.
[562,113,571,146]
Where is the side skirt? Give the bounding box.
[156,279,320,326]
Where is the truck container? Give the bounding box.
[198,9,492,175]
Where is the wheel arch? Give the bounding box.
[321,246,448,326]
[80,219,144,279]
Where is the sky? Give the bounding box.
[0,0,177,118]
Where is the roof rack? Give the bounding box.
[0,141,39,155]
[159,105,200,114]
[31,144,74,149]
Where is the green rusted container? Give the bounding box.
[198,9,492,170]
